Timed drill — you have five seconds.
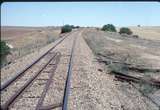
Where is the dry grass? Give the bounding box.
[117,26,160,41]
[83,28,160,77]
[83,28,160,106]
[1,26,61,66]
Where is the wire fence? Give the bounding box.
[1,36,56,68]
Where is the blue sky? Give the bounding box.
[1,2,160,27]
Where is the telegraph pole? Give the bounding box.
[62,20,64,26]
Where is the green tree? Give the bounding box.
[0,41,11,67]
[119,27,133,35]
[101,24,117,32]
[75,26,80,28]
[0,41,10,56]
[61,25,72,33]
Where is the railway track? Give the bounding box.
[111,70,160,87]
[111,71,160,108]
[1,31,78,110]
[1,32,70,91]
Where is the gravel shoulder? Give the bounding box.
[68,29,159,110]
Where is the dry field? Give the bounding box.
[117,26,160,41]
[83,28,160,107]
[1,26,61,67]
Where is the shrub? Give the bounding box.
[61,25,72,33]
[137,25,141,27]
[75,26,80,28]
[0,41,11,67]
[0,41,10,56]
[96,28,100,31]
[70,25,80,29]
[101,24,117,32]
[119,27,133,35]
[70,25,74,29]
[132,35,139,38]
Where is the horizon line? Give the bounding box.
[1,25,160,27]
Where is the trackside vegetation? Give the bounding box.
[101,24,117,32]
[61,24,80,34]
[0,40,11,67]
[61,25,72,33]
[119,27,133,35]
[0,41,10,56]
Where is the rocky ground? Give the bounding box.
[1,28,160,110]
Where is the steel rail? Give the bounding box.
[62,35,77,110]
[112,70,160,109]
[131,83,160,109]
[36,52,61,110]
[112,71,160,87]
[1,52,58,110]
[38,103,62,110]
[1,32,72,91]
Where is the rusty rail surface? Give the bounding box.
[62,34,77,110]
[112,71,160,87]
[36,33,77,110]
[1,30,78,110]
[36,52,61,110]
[1,52,60,110]
[131,83,160,109]
[112,71,160,109]
[1,32,72,91]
